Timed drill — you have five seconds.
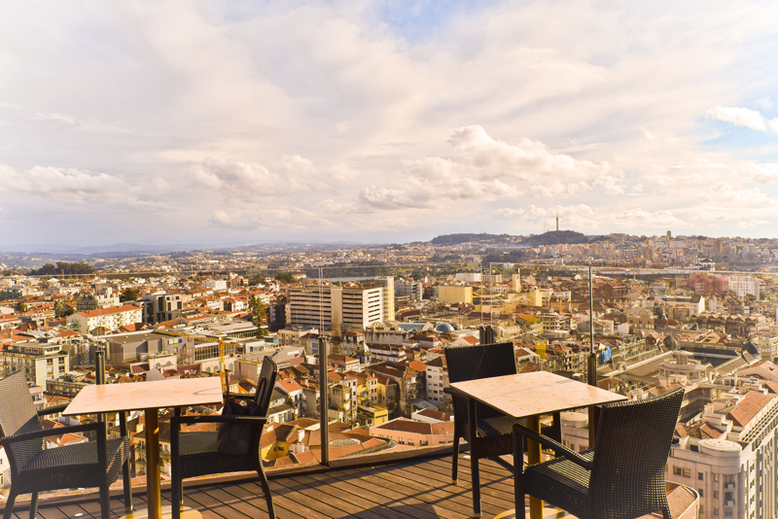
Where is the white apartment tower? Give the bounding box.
[289,283,388,332]
[730,276,761,299]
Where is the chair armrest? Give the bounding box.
[513,423,593,471]
[37,403,70,416]
[0,421,105,447]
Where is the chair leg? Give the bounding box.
[28,492,39,519]
[4,489,17,519]
[171,476,182,519]
[661,506,673,519]
[99,483,111,519]
[451,434,460,482]
[256,468,276,519]
[123,460,133,511]
[513,424,528,518]
[470,454,481,517]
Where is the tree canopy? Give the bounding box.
[29,261,97,276]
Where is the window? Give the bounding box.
[698,472,705,481]
[673,466,683,476]
[698,489,704,497]
[725,511,732,517]
[714,473,720,482]
[714,507,719,516]
[714,490,719,499]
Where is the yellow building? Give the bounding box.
[437,285,473,304]
[261,423,299,461]
[357,404,389,427]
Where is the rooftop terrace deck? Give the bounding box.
[3,451,696,519]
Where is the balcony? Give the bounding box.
[2,450,699,519]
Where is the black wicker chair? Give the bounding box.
[513,387,685,519]
[0,371,132,519]
[443,343,561,517]
[171,358,278,519]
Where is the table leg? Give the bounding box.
[526,416,542,519]
[145,409,162,519]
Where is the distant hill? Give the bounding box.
[430,233,516,246]
[522,230,588,245]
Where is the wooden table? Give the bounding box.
[64,377,223,519]
[448,371,626,519]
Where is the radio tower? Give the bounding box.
[556,210,559,231]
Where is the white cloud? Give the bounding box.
[594,175,625,195]
[208,207,340,232]
[194,157,314,200]
[706,106,778,134]
[327,163,359,182]
[0,164,165,206]
[699,182,772,208]
[449,125,614,183]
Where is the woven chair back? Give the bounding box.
[445,343,517,420]
[589,387,684,518]
[0,371,45,471]
[254,357,278,416]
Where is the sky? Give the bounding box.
[2,1,778,249]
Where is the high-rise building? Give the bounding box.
[289,283,387,332]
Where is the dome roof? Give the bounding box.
[435,323,455,333]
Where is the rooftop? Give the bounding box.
[9,451,696,519]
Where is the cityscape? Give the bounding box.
[2,229,778,517]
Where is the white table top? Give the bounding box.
[448,371,626,418]
[63,377,223,415]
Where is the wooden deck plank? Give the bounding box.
[23,453,525,519]
[384,459,512,518]
[409,455,516,514]
[234,481,310,519]
[304,470,424,519]
[327,467,446,519]
[288,473,394,519]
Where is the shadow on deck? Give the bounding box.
[2,452,697,519]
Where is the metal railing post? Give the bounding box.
[95,348,106,426]
[587,267,600,443]
[319,337,329,466]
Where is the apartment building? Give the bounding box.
[395,278,423,302]
[66,304,143,334]
[0,341,70,387]
[76,284,120,312]
[436,285,473,305]
[730,276,761,299]
[425,356,450,411]
[289,284,386,332]
[141,292,183,324]
[669,391,777,519]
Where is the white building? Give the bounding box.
[0,341,70,387]
[424,356,450,410]
[203,279,228,291]
[730,276,761,299]
[454,273,481,283]
[67,304,143,333]
[289,284,388,332]
[668,390,778,519]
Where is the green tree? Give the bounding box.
[249,296,268,338]
[14,302,28,313]
[120,288,139,302]
[274,271,296,284]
